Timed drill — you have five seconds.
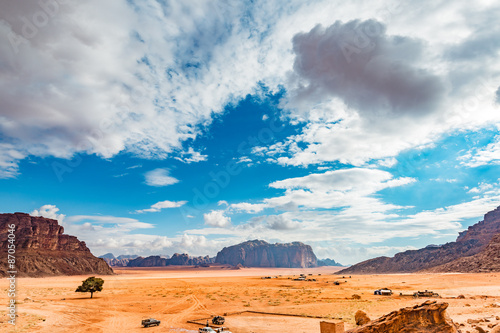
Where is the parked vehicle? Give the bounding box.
[399,290,440,298]
[199,320,232,333]
[374,288,393,296]
[414,290,440,298]
[141,318,160,327]
[212,316,225,325]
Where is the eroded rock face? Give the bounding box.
[340,206,500,274]
[102,258,131,267]
[426,233,500,273]
[215,240,318,268]
[0,213,113,277]
[346,301,458,333]
[0,213,87,251]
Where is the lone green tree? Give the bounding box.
[75,277,104,298]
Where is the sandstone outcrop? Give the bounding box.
[0,213,114,277]
[355,310,371,326]
[340,206,500,274]
[215,240,317,268]
[346,301,457,333]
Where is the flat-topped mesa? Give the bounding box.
[215,239,318,268]
[0,212,113,277]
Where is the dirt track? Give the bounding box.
[1,266,499,332]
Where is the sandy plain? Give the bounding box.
[0,266,499,333]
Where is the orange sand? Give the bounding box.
[0,266,499,332]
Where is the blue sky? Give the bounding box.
[1,0,500,264]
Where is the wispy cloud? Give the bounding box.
[460,136,500,167]
[174,147,208,164]
[136,200,187,213]
[66,215,155,230]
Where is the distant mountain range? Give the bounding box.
[103,240,326,268]
[340,205,500,274]
[317,258,344,267]
[98,253,141,267]
[126,253,214,267]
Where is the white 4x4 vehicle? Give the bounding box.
[199,326,232,333]
[199,328,216,333]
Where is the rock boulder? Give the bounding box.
[346,301,457,333]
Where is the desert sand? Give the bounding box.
[1,266,499,332]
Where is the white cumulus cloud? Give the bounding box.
[144,168,179,187]
[203,210,232,228]
[30,204,65,224]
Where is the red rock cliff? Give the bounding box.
[0,213,114,277]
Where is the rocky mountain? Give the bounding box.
[346,301,457,333]
[340,206,500,274]
[0,213,114,277]
[99,253,139,267]
[425,233,500,273]
[127,253,214,267]
[215,240,318,268]
[102,258,130,267]
[127,255,166,267]
[99,253,116,259]
[318,258,343,266]
[117,254,139,260]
